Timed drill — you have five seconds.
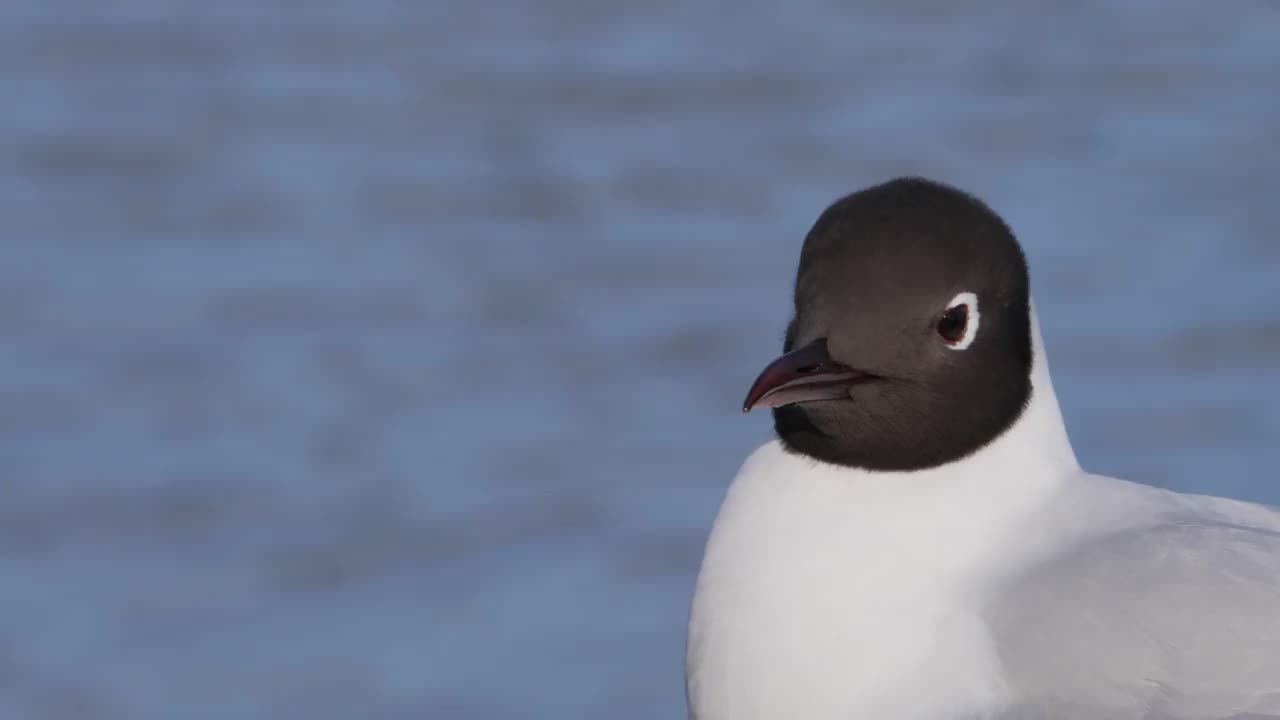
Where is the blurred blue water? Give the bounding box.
[2,1,1279,717]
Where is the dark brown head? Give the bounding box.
[744,177,1034,471]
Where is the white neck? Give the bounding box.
[687,306,1079,720]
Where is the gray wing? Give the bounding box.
[988,521,1280,720]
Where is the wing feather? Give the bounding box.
[990,520,1280,719]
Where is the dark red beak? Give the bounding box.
[742,339,870,413]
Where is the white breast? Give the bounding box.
[687,443,1061,718]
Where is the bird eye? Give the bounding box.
[937,306,967,343]
[938,292,980,350]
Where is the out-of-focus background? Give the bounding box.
[3,2,1279,718]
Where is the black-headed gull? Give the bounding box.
[686,178,1280,720]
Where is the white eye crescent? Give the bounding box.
[938,291,979,350]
